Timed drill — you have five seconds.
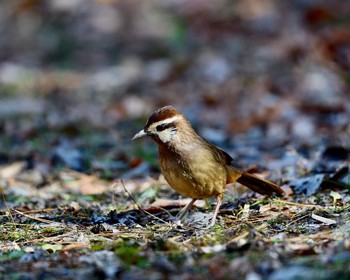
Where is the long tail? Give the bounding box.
[237,171,284,195]
[228,167,284,195]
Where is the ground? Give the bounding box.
[0,0,350,279]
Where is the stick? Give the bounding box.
[12,208,59,224]
[118,180,168,224]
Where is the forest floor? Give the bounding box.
[1,0,350,279]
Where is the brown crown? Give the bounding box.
[145,106,180,128]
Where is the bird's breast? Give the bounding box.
[158,145,227,199]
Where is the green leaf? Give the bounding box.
[41,244,63,254]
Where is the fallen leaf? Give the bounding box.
[287,243,313,252]
[0,162,26,179]
[201,244,225,254]
[41,244,63,253]
[150,198,206,209]
[241,204,250,220]
[69,201,80,212]
[281,184,294,196]
[0,242,21,252]
[290,174,325,196]
[330,191,342,204]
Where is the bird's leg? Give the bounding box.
[176,198,197,223]
[209,194,223,227]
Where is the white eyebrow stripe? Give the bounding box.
[152,115,179,127]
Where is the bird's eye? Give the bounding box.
[156,124,166,131]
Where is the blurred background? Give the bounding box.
[0,0,349,180]
[1,2,350,277]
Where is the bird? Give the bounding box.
[132,106,284,227]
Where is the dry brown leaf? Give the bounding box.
[80,183,108,195]
[0,162,26,179]
[281,184,294,196]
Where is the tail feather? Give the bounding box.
[236,171,284,195]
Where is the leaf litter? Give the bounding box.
[1,0,350,279]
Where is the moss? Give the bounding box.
[114,243,150,269]
[0,250,24,262]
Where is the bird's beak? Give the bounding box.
[132,129,147,140]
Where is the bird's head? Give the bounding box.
[132,106,193,145]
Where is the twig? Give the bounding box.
[285,214,309,227]
[272,199,321,208]
[12,208,60,224]
[61,243,90,251]
[96,231,149,238]
[119,180,143,211]
[226,223,267,244]
[22,232,72,245]
[286,230,338,242]
[15,208,57,214]
[0,186,16,227]
[111,182,117,209]
[118,180,168,224]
